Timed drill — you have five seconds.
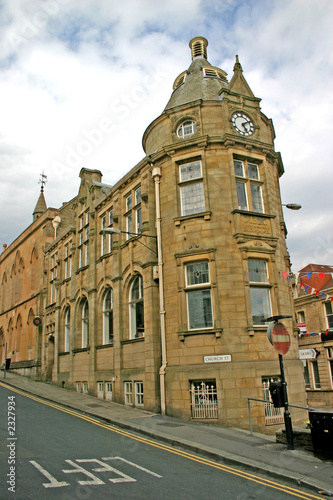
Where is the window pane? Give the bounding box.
[312,361,321,389]
[131,277,140,301]
[304,362,310,389]
[250,183,264,213]
[234,160,244,177]
[126,195,132,211]
[248,260,268,283]
[136,300,144,334]
[325,302,332,315]
[186,262,209,286]
[187,290,213,329]
[250,287,271,325]
[127,213,133,237]
[179,161,202,182]
[236,181,248,210]
[136,207,142,233]
[135,187,141,204]
[248,163,259,180]
[104,289,111,310]
[180,182,205,216]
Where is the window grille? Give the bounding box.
[262,378,284,425]
[190,381,218,419]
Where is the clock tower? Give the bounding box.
[142,36,306,431]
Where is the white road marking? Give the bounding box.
[62,460,105,485]
[77,458,136,484]
[103,456,163,478]
[29,460,70,488]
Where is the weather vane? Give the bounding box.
[38,171,47,192]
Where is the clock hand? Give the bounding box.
[241,120,250,131]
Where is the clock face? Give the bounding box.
[231,112,255,136]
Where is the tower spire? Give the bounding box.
[38,171,47,192]
[33,172,47,221]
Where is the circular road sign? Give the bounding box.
[267,322,290,355]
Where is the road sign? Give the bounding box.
[299,348,317,360]
[267,322,290,355]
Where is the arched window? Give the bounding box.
[103,289,113,344]
[129,275,144,339]
[81,299,89,348]
[64,307,70,352]
[177,120,197,138]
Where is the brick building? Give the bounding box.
[0,37,307,432]
[294,264,333,408]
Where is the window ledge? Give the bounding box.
[232,209,276,219]
[178,328,222,341]
[174,211,212,227]
[96,343,114,350]
[72,347,90,354]
[61,278,71,285]
[121,337,145,345]
[97,252,113,263]
[59,351,70,356]
[76,265,89,274]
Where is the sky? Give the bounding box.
[0,0,332,273]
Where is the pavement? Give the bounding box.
[1,371,333,496]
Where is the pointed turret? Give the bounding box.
[33,186,47,221]
[164,36,228,110]
[228,55,255,97]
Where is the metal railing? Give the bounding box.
[247,398,314,435]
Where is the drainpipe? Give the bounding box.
[152,165,167,415]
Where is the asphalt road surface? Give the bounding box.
[0,383,323,499]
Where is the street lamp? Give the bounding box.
[282,204,302,210]
[99,227,157,253]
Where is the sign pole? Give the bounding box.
[265,315,294,450]
[279,353,294,450]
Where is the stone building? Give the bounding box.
[294,263,333,408]
[0,184,74,376]
[0,37,307,432]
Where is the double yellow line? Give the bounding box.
[0,381,324,499]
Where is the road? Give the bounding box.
[0,383,323,499]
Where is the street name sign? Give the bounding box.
[204,355,231,363]
[299,348,317,360]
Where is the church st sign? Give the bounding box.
[204,355,232,363]
[299,348,317,360]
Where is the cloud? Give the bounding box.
[0,0,332,274]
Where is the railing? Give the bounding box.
[190,382,218,419]
[247,398,316,435]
